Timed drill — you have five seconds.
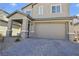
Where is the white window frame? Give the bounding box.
[38,6,44,15]
[50,4,62,14]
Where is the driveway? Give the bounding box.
[1,38,79,56]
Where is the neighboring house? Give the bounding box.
[0,9,20,36]
[6,3,79,42]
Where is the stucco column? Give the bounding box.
[21,18,28,39]
[6,19,12,37]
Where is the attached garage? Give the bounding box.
[33,21,68,40]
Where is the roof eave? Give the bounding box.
[0,9,9,15]
[21,3,33,10]
[33,16,78,21]
[7,10,28,18]
[21,3,37,10]
[7,11,33,21]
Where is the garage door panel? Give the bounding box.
[35,23,65,39]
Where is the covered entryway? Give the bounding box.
[6,11,32,39]
[34,22,68,40]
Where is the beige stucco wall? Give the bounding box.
[12,28,20,36]
[9,13,27,20]
[0,10,8,16]
[0,27,20,36]
[32,3,69,18]
[22,3,69,18]
[0,10,9,21]
[0,20,20,36]
[0,26,7,36]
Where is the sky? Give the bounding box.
[0,3,27,13]
[0,3,79,16]
[70,3,79,16]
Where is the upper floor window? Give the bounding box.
[52,5,61,13]
[38,6,43,15]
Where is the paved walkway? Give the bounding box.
[1,38,79,56]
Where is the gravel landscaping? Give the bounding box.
[0,38,79,56]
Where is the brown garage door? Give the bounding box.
[35,23,66,39]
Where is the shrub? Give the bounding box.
[15,38,20,42]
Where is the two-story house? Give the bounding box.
[6,3,79,42]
